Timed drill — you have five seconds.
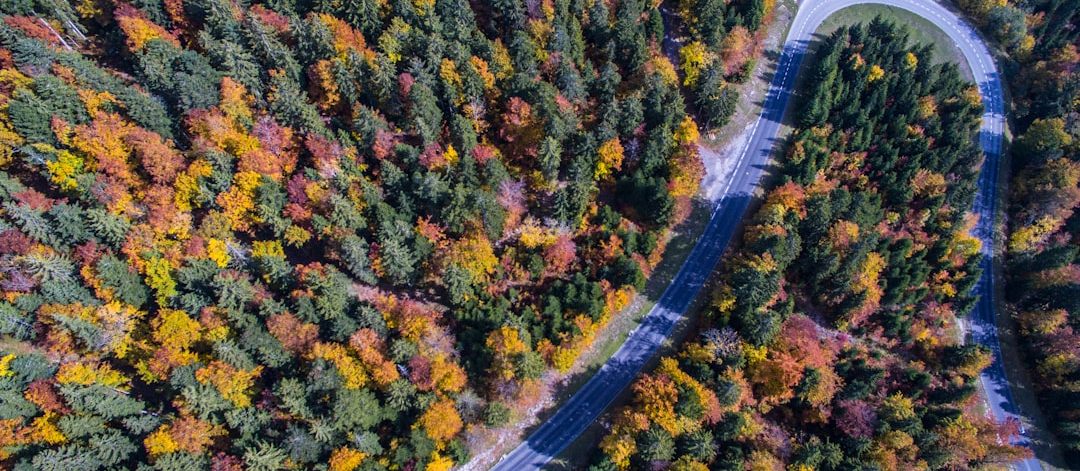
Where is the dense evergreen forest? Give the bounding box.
[0,0,775,468]
[590,19,1033,470]
[954,0,1080,462]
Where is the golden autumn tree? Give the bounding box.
[679,41,711,87]
[194,360,263,407]
[420,398,463,442]
[594,138,625,181]
[631,373,681,435]
[445,233,499,283]
[485,326,529,387]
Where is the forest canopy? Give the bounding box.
[0,0,777,468]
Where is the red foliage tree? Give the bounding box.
[543,234,577,276]
[835,399,877,438]
[267,312,319,353]
[127,128,183,185]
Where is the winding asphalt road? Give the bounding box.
[491,1,1039,469]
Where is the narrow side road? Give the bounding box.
[490,1,1040,469]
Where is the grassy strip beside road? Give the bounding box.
[816,4,973,80]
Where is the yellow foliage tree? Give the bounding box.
[632,373,681,434]
[216,171,262,233]
[917,96,938,120]
[934,416,987,466]
[867,64,886,82]
[45,148,83,191]
[219,77,254,124]
[1008,215,1061,253]
[311,342,368,389]
[650,54,680,86]
[746,449,782,471]
[284,224,312,247]
[0,354,13,377]
[674,116,700,145]
[446,233,498,283]
[194,360,263,407]
[252,240,285,259]
[851,252,886,305]
[430,354,467,394]
[904,52,919,70]
[174,159,213,212]
[595,138,625,181]
[427,451,455,471]
[420,398,462,442]
[329,447,366,471]
[152,309,202,350]
[679,41,710,87]
[30,412,66,445]
[599,432,637,470]
[881,393,917,423]
[144,257,177,304]
[206,238,231,268]
[550,344,579,373]
[518,219,557,249]
[486,326,528,381]
[93,301,142,357]
[144,427,178,456]
[668,145,704,199]
[56,361,128,388]
[116,14,179,51]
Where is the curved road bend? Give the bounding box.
[492,1,1038,469]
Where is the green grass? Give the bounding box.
[815,4,973,80]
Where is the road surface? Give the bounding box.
[491,1,1039,469]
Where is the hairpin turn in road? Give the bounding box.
[491,1,1040,469]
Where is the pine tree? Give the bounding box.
[59,384,145,420]
[339,0,382,40]
[85,208,131,249]
[31,445,104,471]
[335,235,375,284]
[406,82,443,146]
[89,429,137,466]
[637,426,676,463]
